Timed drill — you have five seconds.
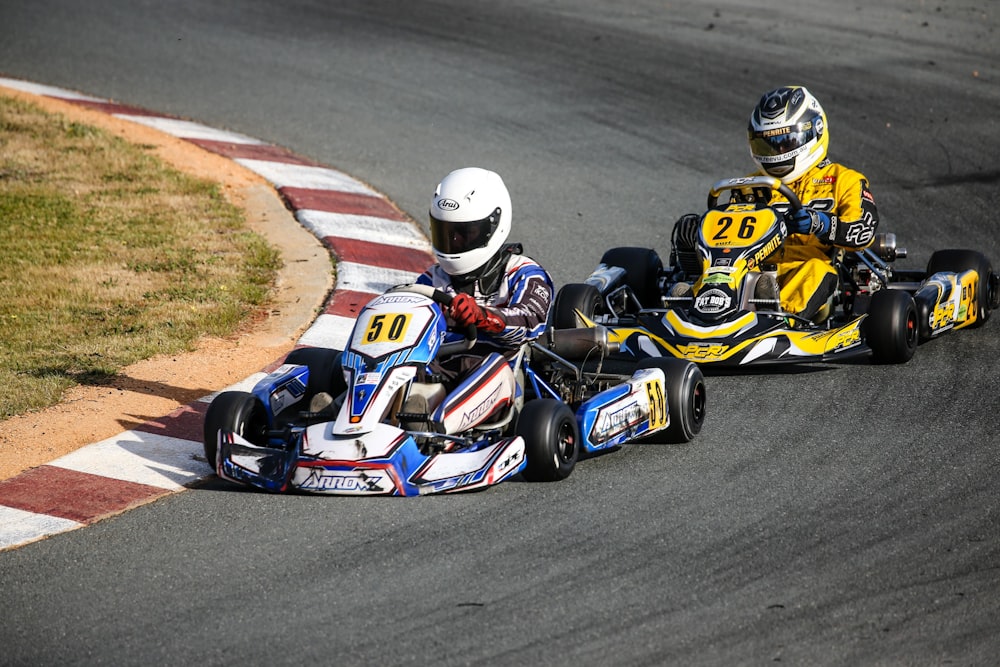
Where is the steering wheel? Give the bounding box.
[706,175,803,213]
[386,283,478,354]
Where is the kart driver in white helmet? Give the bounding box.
[746,85,881,322]
[410,167,554,433]
[419,166,553,345]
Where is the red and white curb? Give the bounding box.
[0,78,433,551]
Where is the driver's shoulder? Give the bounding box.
[809,160,868,187]
[503,249,551,280]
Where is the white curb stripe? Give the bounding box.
[50,432,206,489]
[235,159,377,195]
[336,261,423,294]
[0,77,105,102]
[296,209,431,249]
[113,114,266,145]
[0,506,84,551]
[297,313,358,350]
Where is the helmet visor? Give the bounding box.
[749,121,818,161]
[430,208,500,255]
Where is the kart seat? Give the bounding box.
[435,353,515,435]
[405,381,447,413]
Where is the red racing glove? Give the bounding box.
[449,292,506,334]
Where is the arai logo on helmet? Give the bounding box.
[437,198,460,211]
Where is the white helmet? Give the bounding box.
[748,86,829,184]
[429,167,512,279]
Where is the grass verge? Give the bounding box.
[0,93,281,419]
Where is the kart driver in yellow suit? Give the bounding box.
[747,85,880,322]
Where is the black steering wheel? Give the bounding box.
[386,284,478,354]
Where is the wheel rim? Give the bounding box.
[555,419,577,464]
[690,380,707,427]
[904,308,918,349]
[241,402,270,445]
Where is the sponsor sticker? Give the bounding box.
[695,288,732,314]
[357,372,381,385]
[593,398,646,443]
[299,468,393,493]
[676,342,731,360]
[459,382,504,429]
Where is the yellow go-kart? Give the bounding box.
[551,176,998,368]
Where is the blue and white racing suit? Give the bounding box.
[416,251,553,351]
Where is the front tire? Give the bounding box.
[283,346,345,402]
[864,289,918,364]
[516,399,580,482]
[552,283,602,329]
[203,391,270,470]
[635,357,706,444]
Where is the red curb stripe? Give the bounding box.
[280,187,408,221]
[324,237,432,274]
[0,467,171,524]
[133,403,208,442]
[263,356,289,373]
[184,139,323,166]
[325,289,379,318]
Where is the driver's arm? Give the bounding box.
[489,261,553,346]
[801,168,879,250]
[827,174,879,250]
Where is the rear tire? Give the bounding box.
[864,290,918,364]
[283,346,345,402]
[926,249,995,327]
[635,357,706,444]
[599,247,664,308]
[516,399,580,482]
[203,391,270,470]
[552,283,602,329]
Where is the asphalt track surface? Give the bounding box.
[2,1,999,665]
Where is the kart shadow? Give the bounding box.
[188,475,250,492]
[698,356,871,377]
[701,365,830,377]
[28,366,223,418]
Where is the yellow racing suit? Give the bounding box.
[763,159,880,321]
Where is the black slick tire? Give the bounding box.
[599,247,664,308]
[283,346,345,402]
[552,283,602,329]
[635,357,706,444]
[516,399,580,482]
[202,391,270,470]
[864,289,918,364]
